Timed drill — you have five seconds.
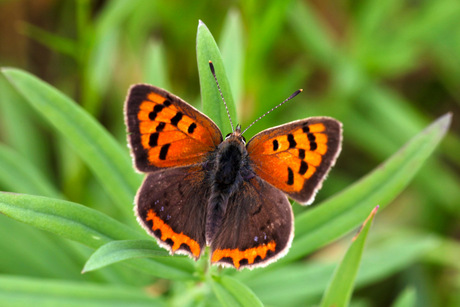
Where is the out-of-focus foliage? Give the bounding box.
[0,1,458,306]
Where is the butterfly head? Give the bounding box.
[225,124,246,144]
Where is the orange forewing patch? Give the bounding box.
[248,122,330,193]
[148,140,209,167]
[134,91,221,168]
[146,209,201,258]
[211,241,276,269]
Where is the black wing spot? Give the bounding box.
[159,144,171,160]
[149,133,159,147]
[239,258,249,266]
[302,123,310,133]
[153,229,162,238]
[299,161,308,175]
[156,122,166,132]
[179,243,192,253]
[310,142,317,151]
[298,148,305,159]
[272,139,279,151]
[148,111,157,120]
[287,134,297,148]
[164,238,174,247]
[188,122,197,134]
[307,133,316,142]
[170,112,183,126]
[153,104,164,113]
[287,167,294,185]
[163,99,172,107]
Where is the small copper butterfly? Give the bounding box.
[125,62,342,269]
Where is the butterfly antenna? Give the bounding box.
[241,89,303,135]
[209,61,234,132]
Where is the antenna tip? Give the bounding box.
[208,61,215,74]
[299,89,303,92]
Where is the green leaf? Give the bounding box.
[212,275,263,307]
[0,144,61,198]
[219,9,244,107]
[211,280,241,307]
[320,206,379,307]
[241,231,438,306]
[0,275,165,307]
[423,237,460,271]
[196,20,237,134]
[0,192,195,280]
[19,22,78,59]
[0,75,49,174]
[82,28,120,115]
[0,214,84,280]
[391,287,416,307]
[0,192,143,247]
[283,113,451,264]
[83,240,170,273]
[83,0,145,115]
[288,1,337,65]
[143,40,172,90]
[1,68,140,216]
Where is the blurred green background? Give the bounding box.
[0,0,459,306]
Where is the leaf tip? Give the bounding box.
[1,67,14,77]
[438,112,452,132]
[352,205,379,241]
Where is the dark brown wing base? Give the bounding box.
[135,165,209,259]
[210,176,294,269]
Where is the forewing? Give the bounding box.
[210,177,293,269]
[135,165,209,259]
[247,117,342,204]
[125,84,223,172]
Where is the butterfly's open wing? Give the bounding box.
[135,165,209,259]
[210,177,293,269]
[247,117,342,204]
[125,84,223,172]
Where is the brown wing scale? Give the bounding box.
[135,165,209,259]
[210,176,293,269]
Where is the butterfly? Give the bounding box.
[125,66,342,270]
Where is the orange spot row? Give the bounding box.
[147,92,168,104]
[255,133,328,155]
[146,209,201,258]
[211,241,276,269]
[308,123,325,132]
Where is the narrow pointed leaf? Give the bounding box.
[219,9,244,107]
[144,40,171,90]
[0,192,195,280]
[242,232,438,306]
[392,287,416,307]
[213,275,263,307]
[83,240,170,273]
[320,206,379,307]
[211,281,240,307]
[0,145,61,198]
[0,275,165,306]
[196,20,237,134]
[1,68,140,215]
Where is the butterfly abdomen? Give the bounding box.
[206,135,249,244]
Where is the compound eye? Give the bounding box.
[225,133,232,139]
